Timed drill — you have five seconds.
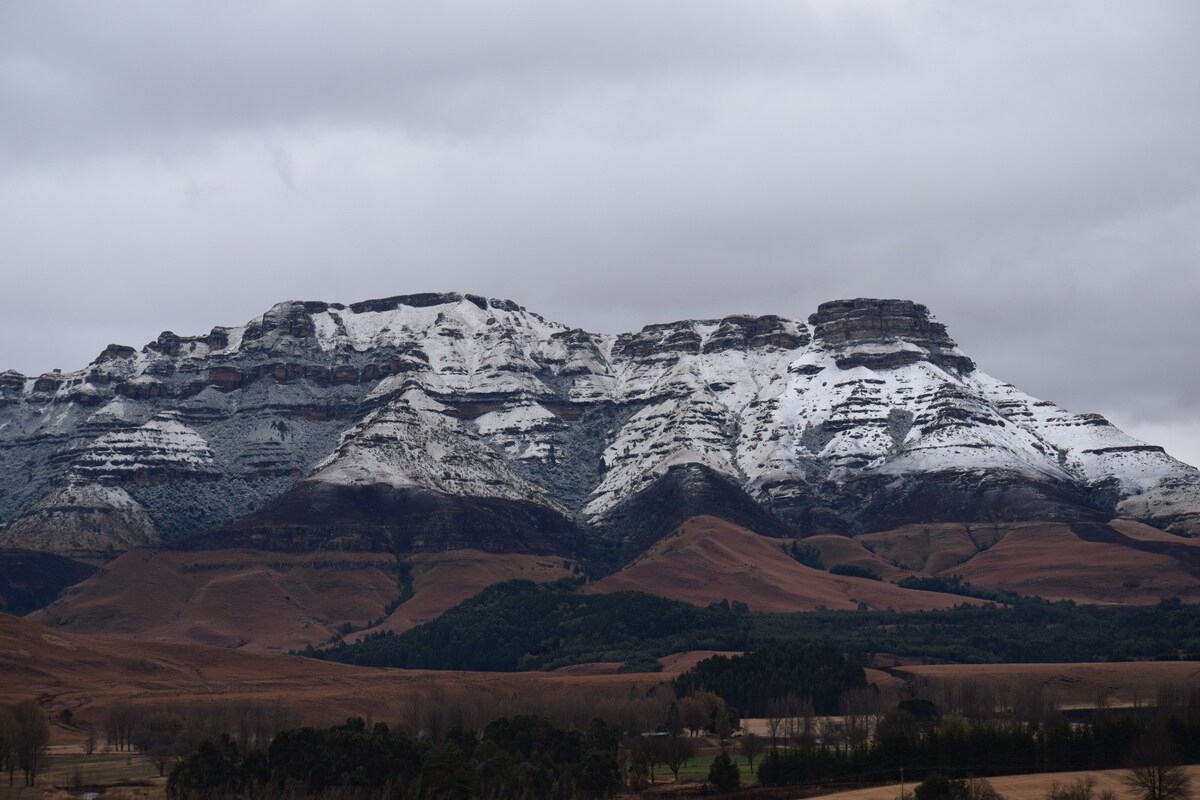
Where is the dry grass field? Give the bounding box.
[808,766,1200,800]
[894,661,1200,709]
[0,611,691,743]
[0,746,165,800]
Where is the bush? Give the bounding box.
[829,564,882,581]
[708,750,741,792]
[915,773,959,800]
[788,541,824,570]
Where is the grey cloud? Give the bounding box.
[0,1,898,165]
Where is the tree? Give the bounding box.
[419,742,480,800]
[682,696,709,737]
[167,733,243,800]
[915,773,960,800]
[961,778,1005,800]
[709,749,741,793]
[627,743,651,790]
[105,702,138,752]
[12,700,49,786]
[739,732,764,773]
[1048,777,1102,800]
[916,775,1005,800]
[132,711,189,776]
[1125,732,1192,800]
[0,705,18,786]
[765,697,785,749]
[661,735,695,782]
[576,748,621,798]
[665,702,683,737]
[577,719,622,798]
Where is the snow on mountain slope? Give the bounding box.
[0,483,158,556]
[312,387,562,511]
[1,293,1197,557]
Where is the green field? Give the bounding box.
[651,752,760,784]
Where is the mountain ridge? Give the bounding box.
[1,293,1198,566]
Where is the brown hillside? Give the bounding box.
[946,521,1200,603]
[856,523,1009,574]
[802,534,910,581]
[33,549,403,651]
[347,550,579,640]
[584,516,979,612]
[36,548,578,652]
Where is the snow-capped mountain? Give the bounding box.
[1,293,1196,559]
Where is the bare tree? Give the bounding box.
[739,733,764,773]
[1155,681,1191,718]
[105,701,138,752]
[661,734,696,782]
[1125,732,1192,800]
[787,693,816,751]
[841,686,880,752]
[644,736,664,783]
[0,705,18,786]
[765,697,785,750]
[1047,776,1113,800]
[12,700,50,786]
[960,777,1005,800]
[132,710,188,777]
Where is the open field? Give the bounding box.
[671,752,760,783]
[0,747,164,800]
[893,661,1200,708]
[0,611,690,743]
[809,766,1200,800]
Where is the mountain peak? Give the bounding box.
[808,297,975,373]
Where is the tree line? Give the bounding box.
[0,699,50,786]
[302,581,1200,671]
[673,645,869,716]
[755,695,1200,788]
[169,714,633,799]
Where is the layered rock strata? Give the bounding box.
[0,294,1195,560]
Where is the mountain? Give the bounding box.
[2,293,1196,554]
[3,293,1200,647]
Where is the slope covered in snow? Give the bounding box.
[1,293,1197,558]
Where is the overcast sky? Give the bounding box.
[2,1,1198,466]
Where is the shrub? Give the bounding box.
[830,564,882,581]
[708,750,741,792]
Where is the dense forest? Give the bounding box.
[305,581,1200,670]
[168,714,624,800]
[307,580,753,671]
[672,646,868,716]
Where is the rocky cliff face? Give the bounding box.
[1,293,1197,560]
